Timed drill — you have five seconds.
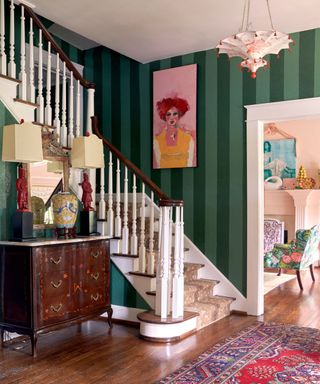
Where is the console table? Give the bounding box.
[0,236,112,357]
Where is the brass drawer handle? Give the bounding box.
[50,257,62,265]
[91,293,99,302]
[51,280,62,289]
[50,303,62,313]
[91,272,99,281]
[91,251,100,259]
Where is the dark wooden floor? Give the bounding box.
[1,267,320,384]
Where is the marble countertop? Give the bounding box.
[0,235,111,247]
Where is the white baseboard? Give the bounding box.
[101,305,145,323]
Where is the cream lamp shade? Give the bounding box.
[71,134,104,169]
[2,122,43,162]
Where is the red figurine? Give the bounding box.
[79,172,93,211]
[16,166,29,211]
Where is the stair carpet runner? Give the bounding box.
[111,202,234,330]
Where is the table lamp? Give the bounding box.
[2,121,43,241]
[71,132,104,236]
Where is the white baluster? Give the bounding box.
[107,152,114,237]
[139,183,146,272]
[86,88,95,133]
[8,0,15,78]
[19,6,26,100]
[155,206,170,318]
[98,167,106,220]
[61,62,67,147]
[28,18,35,102]
[0,0,7,75]
[130,174,138,255]
[45,41,52,125]
[68,71,74,147]
[172,206,184,318]
[54,52,60,138]
[114,159,121,237]
[75,79,81,137]
[147,191,155,275]
[121,166,129,254]
[36,29,44,124]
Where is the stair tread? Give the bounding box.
[185,279,219,288]
[0,73,21,83]
[33,121,56,130]
[184,262,205,270]
[13,97,39,107]
[129,271,156,278]
[112,253,138,258]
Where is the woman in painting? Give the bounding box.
[153,96,194,169]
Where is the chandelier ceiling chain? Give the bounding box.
[216,0,293,78]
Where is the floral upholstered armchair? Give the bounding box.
[264,224,320,290]
[264,219,284,253]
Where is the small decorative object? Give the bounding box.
[78,171,98,236]
[282,178,296,190]
[264,176,282,190]
[78,171,93,211]
[52,192,78,229]
[296,166,315,189]
[31,196,45,224]
[216,0,294,78]
[16,166,28,211]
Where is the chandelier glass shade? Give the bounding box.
[216,0,294,78]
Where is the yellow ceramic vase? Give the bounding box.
[52,192,78,228]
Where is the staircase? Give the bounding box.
[0,0,247,341]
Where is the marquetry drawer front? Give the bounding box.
[81,243,107,269]
[35,245,76,273]
[80,286,108,313]
[40,295,73,324]
[39,270,70,298]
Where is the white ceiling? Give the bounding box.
[26,0,320,63]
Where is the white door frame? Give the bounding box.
[245,96,320,316]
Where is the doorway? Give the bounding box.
[245,97,320,316]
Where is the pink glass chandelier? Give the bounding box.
[216,0,294,78]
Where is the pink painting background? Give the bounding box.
[153,64,197,167]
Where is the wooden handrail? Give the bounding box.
[92,116,184,207]
[23,5,95,90]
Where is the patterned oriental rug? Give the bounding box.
[157,323,320,383]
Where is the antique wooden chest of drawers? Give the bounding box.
[0,237,112,357]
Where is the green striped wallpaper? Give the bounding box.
[85,28,320,295]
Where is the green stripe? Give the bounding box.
[299,30,316,98]
[314,29,320,97]
[110,51,121,149]
[217,54,230,275]
[181,53,196,240]
[193,51,206,252]
[101,49,112,138]
[130,61,141,168]
[204,50,217,263]
[139,63,151,180]
[270,53,285,102]
[120,55,131,159]
[229,58,245,291]
[255,59,270,104]
[284,32,300,100]
[149,61,161,189]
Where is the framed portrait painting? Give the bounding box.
[153,64,197,169]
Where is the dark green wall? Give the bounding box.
[84,28,320,295]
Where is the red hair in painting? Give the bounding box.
[156,97,190,121]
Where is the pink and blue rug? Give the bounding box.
[157,322,320,383]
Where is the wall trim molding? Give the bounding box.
[245,96,320,316]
